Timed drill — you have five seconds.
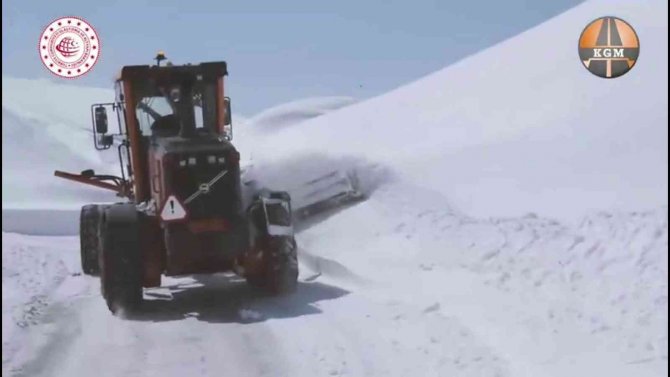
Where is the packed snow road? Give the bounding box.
[3,183,667,377]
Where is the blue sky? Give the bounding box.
[2,0,582,114]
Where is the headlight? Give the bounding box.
[188,157,197,166]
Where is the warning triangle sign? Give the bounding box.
[160,195,188,222]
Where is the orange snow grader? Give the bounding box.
[55,54,300,314]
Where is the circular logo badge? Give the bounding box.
[39,17,100,78]
[579,16,639,78]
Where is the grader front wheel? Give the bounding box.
[245,236,299,295]
[99,204,144,314]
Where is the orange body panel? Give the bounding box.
[188,218,232,234]
[122,81,150,203]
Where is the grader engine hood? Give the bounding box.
[153,136,242,222]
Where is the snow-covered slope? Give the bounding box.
[250,0,668,220]
[245,97,357,132]
[230,96,356,166]
[236,0,666,374]
[2,77,118,209]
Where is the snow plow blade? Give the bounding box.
[291,170,364,219]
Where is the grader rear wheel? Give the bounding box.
[245,236,299,295]
[80,205,104,275]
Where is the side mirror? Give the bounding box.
[223,97,233,140]
[224,97,232,126]
[94,106,108,134]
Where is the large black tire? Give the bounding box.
[80,205,103,275]
[99,204,143,314]
[246,236,299,295]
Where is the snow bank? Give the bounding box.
[2,232,81,366]
[2,77,118,210]
[2,209,80,235]
[297,183,668,376]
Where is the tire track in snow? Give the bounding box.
[10,273,294,377]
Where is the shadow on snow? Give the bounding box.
[126,273,349,324]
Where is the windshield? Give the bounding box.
[135,79,217,136]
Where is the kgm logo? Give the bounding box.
[579,16,639,78]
